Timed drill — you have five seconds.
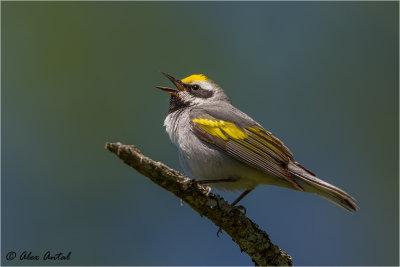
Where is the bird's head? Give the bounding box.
[156,73,230,113]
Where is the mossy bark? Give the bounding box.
[105,142,293,266]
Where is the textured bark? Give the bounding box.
[105,142,293,266]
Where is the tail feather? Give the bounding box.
[288,161,358,212]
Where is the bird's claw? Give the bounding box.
[216,227,223,237]
[236,205,247,215]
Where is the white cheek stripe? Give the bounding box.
[179,91,208,105]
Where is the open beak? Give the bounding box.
[155,72,185,95]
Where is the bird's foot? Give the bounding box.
[216,227,223,237]
[236,205,247,215]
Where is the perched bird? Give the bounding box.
[156,73,358,211]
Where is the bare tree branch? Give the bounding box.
[105,142,293,266]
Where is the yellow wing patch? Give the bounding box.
[192,118,247,141]
[181,74,210,84]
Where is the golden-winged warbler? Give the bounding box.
[156,73,358,211]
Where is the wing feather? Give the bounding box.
[227,139,289,178]
[189,108,304,190]
[188,106,358,210]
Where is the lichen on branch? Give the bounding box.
[105,142,293,266]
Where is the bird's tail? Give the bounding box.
[287,161,358,212]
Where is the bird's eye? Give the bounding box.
[191,84,199,90]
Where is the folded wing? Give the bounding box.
[189,108,304,191]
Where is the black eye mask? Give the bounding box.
[185,84,214,99]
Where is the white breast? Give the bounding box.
[164,109,268,191]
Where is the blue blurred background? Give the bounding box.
[2,2,398,265]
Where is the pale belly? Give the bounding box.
[165,109,290,191]
[177,137,276,191]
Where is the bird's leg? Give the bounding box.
[198,178,254,237]
[231,189,252,206]
[197,177,237,184]
[230,189,253,215]
[215,189,253,237]
[198,178,253,208]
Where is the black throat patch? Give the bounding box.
[168,95,190,114]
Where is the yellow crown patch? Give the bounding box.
[181,74,210,84]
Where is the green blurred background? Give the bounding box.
[2,1,398,265]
